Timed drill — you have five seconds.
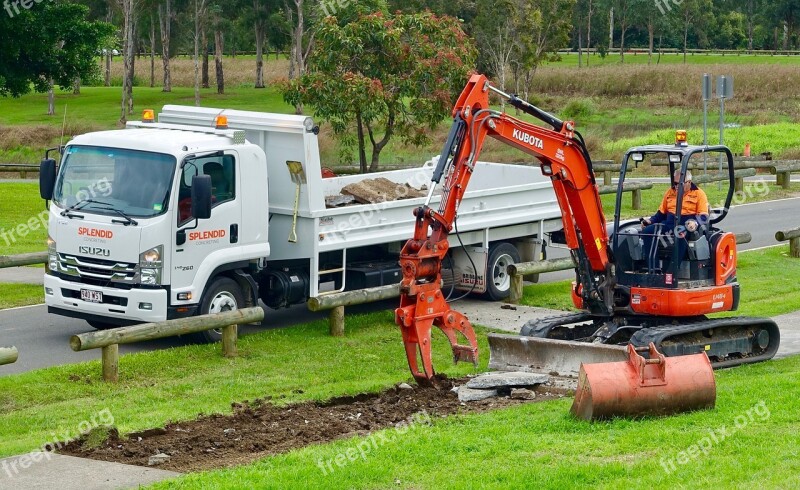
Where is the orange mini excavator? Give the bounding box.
[395,74,779,387]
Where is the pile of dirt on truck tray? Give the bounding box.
[60,376,566,473]
[340,177,426,205]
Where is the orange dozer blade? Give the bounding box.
[571,343,716,421]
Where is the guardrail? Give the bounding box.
[0,164,39,179]
[0,346,18,366]
[0,252,47,269]
[69,307,264,382]
[598,181,653,210]
[776,227,800,258]
[308,284,400,336]
[507,232,753,304]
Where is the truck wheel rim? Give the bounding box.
[492,254,513,291]
[209,292,237,334]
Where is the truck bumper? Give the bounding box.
[44,274,168,324]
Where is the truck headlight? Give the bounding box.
[46,236,57,274]
[138,245,163,285]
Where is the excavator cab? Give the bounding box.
[611,142,737,292]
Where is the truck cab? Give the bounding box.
[42,114,269,328]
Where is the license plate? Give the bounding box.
[80,289,103,303]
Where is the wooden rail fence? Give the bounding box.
[776,227,800,258]
[69,307,264,382]
[0,347,18,366]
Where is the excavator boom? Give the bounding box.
[395,74,612,384]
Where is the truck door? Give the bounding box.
[172,152,242,297]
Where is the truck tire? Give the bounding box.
[484,242,520,301]
[191,277,244,343]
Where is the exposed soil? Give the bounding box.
[60,376,567,473]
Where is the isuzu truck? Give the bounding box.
[39,106,561,341]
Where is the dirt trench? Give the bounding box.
[61,376,566,473]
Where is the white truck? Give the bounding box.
[39,106,561,341]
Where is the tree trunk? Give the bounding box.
[608,7,613,51]
[366,110,395,172]
[683,21,688,64]
[149,13,156,88]
[255,21,265,88]
[105,51,111,86]
[747,0,754,52]
[577,26,583,67]
[120,0,134,124]
[47,79,55,116]
[619,18,626,63]
[127,21,136,115]
[159,0,172,92]
[586,0,592,66]
[194,0,203,106]
[293,0,305,114]
[648,21,654,65]
[214,27,224,95]
[73,77,81,95]
[355,112,368,173]
[202,28,210,89]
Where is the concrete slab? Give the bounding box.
[0,453,180,490]
[451,299,562,334]
[0,267,43,285]
[773,310,800,359]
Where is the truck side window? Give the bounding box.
[178,155,236,225]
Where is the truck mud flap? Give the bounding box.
[487,333,628,378]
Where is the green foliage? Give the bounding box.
[0,1,113,97]
[560,98,595,120]
[282,9,476,171]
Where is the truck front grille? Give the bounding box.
[58,254,137,283]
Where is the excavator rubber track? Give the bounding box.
[514,312,780,371]
[630,316,780,368]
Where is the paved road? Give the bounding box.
[1,197,798,376]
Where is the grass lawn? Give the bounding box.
[0,283,42,310]
[520,246,800,319]
[0,311,486,459]
[0,182,48,255]
[149,355,800,489]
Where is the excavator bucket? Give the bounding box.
[571,343,716,421]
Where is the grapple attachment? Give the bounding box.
[571,343,716,421]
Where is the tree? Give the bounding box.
[0,2,111,99]
[116,0,139,124]
[158,0,173,91]
[192,0,208,106]
[283,9,477,172]
[473,1,517,94]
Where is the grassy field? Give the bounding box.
[549,52,800,67]
[0,183,48,255]
[520,246,800,318]
[0,311,485,459]
[0,283,42,309]
[149,355,800,489]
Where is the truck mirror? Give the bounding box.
[191,174,213,220]
[39,158,57,200]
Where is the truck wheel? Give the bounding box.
[484,242,520,301]
[87,320,115,330]
[191,277,244,343]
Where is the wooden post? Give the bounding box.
[775,228,800,258]
[603,171,611,186]
[0,347,18,366]
[509,273,523,305]
[735,176,744,193]
[780,171,791,190]
[222,324,238,358]
[329,306,345,337]
[631,189,642,210]
[776,173,784,187]
[792,238,800,258]
[102,344,119,383]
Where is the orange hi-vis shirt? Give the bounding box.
[658,185,709,216]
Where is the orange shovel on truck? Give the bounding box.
[571,343,716,421]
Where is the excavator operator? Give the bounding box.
[640,169,709,270]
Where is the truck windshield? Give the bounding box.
[53,146,176,218]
